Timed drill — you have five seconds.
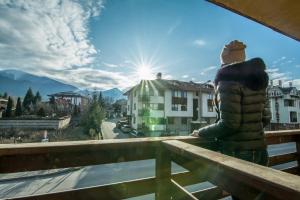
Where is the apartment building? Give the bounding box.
[268,80,300,126]
[124,73,216,136]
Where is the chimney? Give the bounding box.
[289,81,293,87]
[156,72,162,80]
[270,80,273,86]
[278,80,282,87]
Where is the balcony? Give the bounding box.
[138,108,150,116]
[138,95,150,102]
[0,130,300,199]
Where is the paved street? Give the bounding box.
[0,135,297,199]
[101,119,129,139]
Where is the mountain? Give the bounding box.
[102,88,126,102]
[0,69,126,102]
[0,69,78,99]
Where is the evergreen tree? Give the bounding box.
[37,107,46,117]
[3,92,8,99]
[5,96,14,118]
[23,88,34,111]
[15,97,22,116]
[49,96,55,105]
[33,91,42,105]
[98,92,104,107]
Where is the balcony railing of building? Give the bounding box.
[138,95,150,102]
[0,130,300,199]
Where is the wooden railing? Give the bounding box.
[0,130,299,199]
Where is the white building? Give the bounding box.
[268,81,300,125]
[124,73,216,136]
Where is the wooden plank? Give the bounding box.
[296,135,300,175]
[266,135,297,145]
[265,130,300,145]
[0,136,201,173]
[282,166,299,175]
[192,186,224,200]
[170,179,198,200]
[5,171,201,200]
[155,143,172,200]
[269,152,298,166]
[163,140,300,200]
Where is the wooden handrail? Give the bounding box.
[163,140,300,200]
[0,130,300,200]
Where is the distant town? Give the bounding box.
[0,71,299,144]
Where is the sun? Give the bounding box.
[136,63,154,80]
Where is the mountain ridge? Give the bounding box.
[0,69,125,101]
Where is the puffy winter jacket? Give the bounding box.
[198,58,271,150]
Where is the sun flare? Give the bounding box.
[136,63,154,80]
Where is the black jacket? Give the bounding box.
[198,58,271,150]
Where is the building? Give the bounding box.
[0,98,8,118]
[47,91,89,112]
[267,80,300,129]
[124,73,216,136]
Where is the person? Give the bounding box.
[192,40,271,167]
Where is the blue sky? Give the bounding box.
[0,0,299,89]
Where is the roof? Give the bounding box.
[48,91,87,98]
[268,86,299,95]
[124,79,214,95]
[209,0,300,42]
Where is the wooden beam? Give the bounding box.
[6,171,199,200]
[192,186,224,200]
[0,136,201,173]
[163,140,300,200]
[155,143,172,200]
[170,179,198,200]
[269,152,298,166]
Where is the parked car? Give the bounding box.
[116,120,128,129]
[121,124,132,133]
[130,130,145,138]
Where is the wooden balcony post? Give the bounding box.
[296,135,300,175]
[155,142,172,200]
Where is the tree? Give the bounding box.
[5,96,14,118]
[23,88,34,111]
[15,97,22,116]
[33,91,42,105]
[49,96,55,105]
[37,107,46,117]
[98,92,105,107]
[3,92,8,99]
[81,101,105,136]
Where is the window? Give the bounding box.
[207,99,213,112]
[158,103,164,110]
[195,92,199,96]
[168,117,174,124]
[134,103,136,110]
[133,116,136,124]
[128,105,130,111]
[158,90,164,96]
[290,111,297,122]
[284,99,294,107]
[181,117,187,125]
[181,91,187,98]
[134,90,136,97]
[172,104,179,111]
[181,105,187,111]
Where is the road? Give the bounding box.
[101,119,129,139]
[0,122,297,199]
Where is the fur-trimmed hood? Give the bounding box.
[214,58,269,91]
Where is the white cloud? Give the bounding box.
[295,65,300,68]
[200,66,217,75]
[167,19,181,35]
[0,0,123,89]
[182,74,189,79]
[193,39,206,47]
[102,62,119,68]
